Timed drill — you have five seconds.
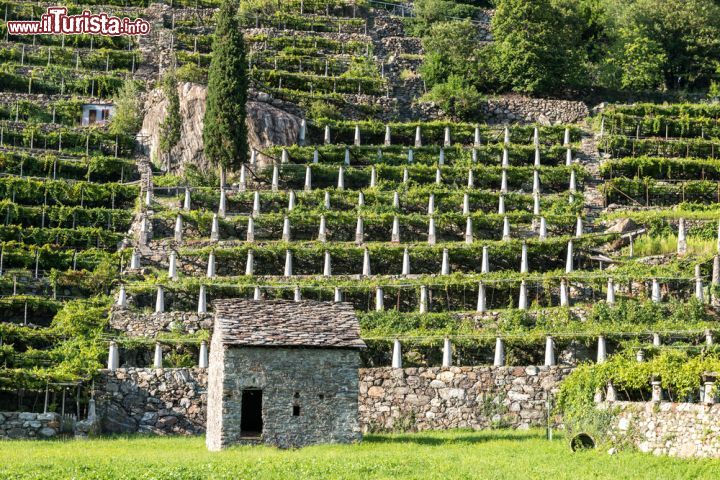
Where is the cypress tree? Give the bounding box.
[203,0,248,184]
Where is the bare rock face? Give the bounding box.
[139,83,302,174]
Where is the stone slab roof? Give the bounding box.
[212,299,366,349]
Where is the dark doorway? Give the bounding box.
[240,389,263,436]
[88,109,97,124]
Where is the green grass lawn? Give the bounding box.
[0,429,717,479]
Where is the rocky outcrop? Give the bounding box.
[138,83,303,174]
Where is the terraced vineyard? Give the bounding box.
[0,0,719,421]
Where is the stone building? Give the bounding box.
[205,299,366,450]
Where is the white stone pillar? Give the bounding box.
[198,285,207,313]
[597,336,607,363]
[107,341,119,371]
[498,195,505,214]
[569,169,577,193]
[271,165,279,192]
[334,287,343,302]
[439,148,445,165]
[560,279,569,307]
[565,148,572,167]
[362,248,371,276]
[606,382,617,402]
[502,148,509,168]
[442,338,452,367]
[284,250,293,276]
[298,119,306,145]
[253,286,261,301]
[218,188,227,218]
[465,217,473,244]
[392,339,402,368]
[534,146,541,168]
[533,127,539,146]
[145,188,152,208]
[407,149,414,164]
[370,166,377,187]
[441,249,450,275]
[518,280,528,310]
[520,242,528,273]
[533,194,540,216]
[565,240,573,273]
[210,214,220,242]
[419,286,428,313]
[653,333,661,347]
[294,286,302,302]
[427,193,435,214]
[206,252,215,278]
[252,191,261,217]
[435,168,441,185]
[117,285,127,308]
[477,282,486,312]
[323,250,332,276]
[502,216,511,241]
[344,148,351,165]
[282,216,291,242]
[174,215,183,243]
[313,148,319,164]
[414,126,422,148]
[503,126,510,145]
[651,279,661,303]
[636,349,645,362]
[481,246,489,274]
[375,287,384,311]
[651,380,662,402]
[384,125,391,146]
[304,166,312,191]
[155,286,164,313]
[533,169,541,194]
[575,216,583,237]
[169,251,178,281]
[706,330,714,346]
[428,217,436,245]
[183,188,191,211]
[318,215,327,242]
[463,193,470,215]
[245,250,254,275]
[245,216,255,243]
[337,166,345,190]
[358,191,365,206]
[544,336,556,366]
[443,126,451,147]
[288,191,296,211]
[539,217,547,240]
[324,191,331,209]
[393,191,400,209]
[354,125,361,146]
[250,149,257,165]
[402,168,409,183]
[153,342,163,369]
[563,127,570,146]
[677,218,687,255]
[474,126,481,147]
[696,264,704,302]
[467,169,474,188]
[606,278,615,304]
[402,248,410,275]
[392,216,401,243]
[355,217,364,244]
[239,165,246,192]
[324,125,331,144]
[199,341,208,369]
[494,338,505,366]
[281,149,289,164]
[130,249,140,269]
[501,169,508,193]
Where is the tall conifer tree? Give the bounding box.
[203,0,248,184]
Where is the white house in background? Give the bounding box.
[82,103,114,125]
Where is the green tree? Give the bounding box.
[109,79,143,136]
[203,0,249,185]
[489,0,586,94]
[420,20,481,89]
[159,71,181,172]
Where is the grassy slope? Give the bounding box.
[0,430,717,479]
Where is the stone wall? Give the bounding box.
[359,366,571,432]
[110,307,212,337]
[0,412,62,439]
[481,95,589,125]
[606,401,720,458]
[95,368,207,435]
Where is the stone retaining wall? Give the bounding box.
[358,366,572,432]
[110,308,212,337]
[0,412,61,439]
[482,96,589,125]
[606,401,720,458]
[95,368,207,435]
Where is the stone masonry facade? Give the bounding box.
[206,346,362,450]
[359,366,572,432]
[606,401,720,458]
[0,412,62,439]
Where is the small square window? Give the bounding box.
[318,394,325,400]
[293,405,301,416]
